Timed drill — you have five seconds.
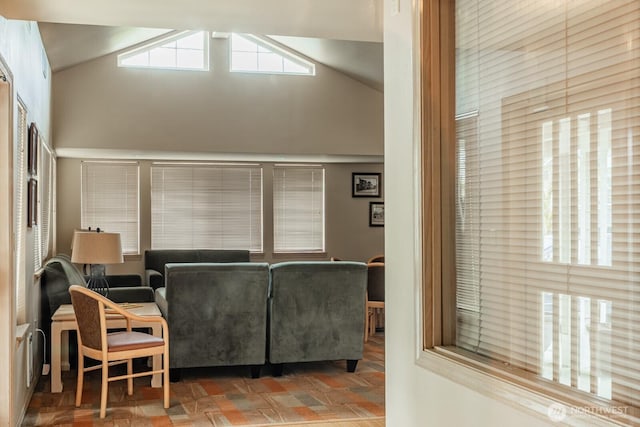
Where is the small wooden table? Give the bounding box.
[50,302,164,393]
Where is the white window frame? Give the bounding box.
[229,33,315,76]
[80,161,140,255]
[117,30,210,71]
[273,164,325,253]
[151,162,264,252]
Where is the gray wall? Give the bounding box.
[52,35,384,158]
[57,159,384,276]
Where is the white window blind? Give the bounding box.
[151,164,263,251]
[81,161,139,254]
[455,0,640,412]
[273,166,325,253]
[15,102,27,324]
[39,142,53,261]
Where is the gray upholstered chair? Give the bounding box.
[41,254,154,363]
[69,285,170,418]
[144,249,250,289]
[365,262,385,340]
[268,261,368,376]
[154,262,269,379]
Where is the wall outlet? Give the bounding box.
[391,0,400,15]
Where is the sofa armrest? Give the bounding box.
[154,287,168,318]
[146,269,164,290]
[108,286,155,303]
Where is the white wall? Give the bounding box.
[383,2,550,426]
[0,16,51,427]
[52,36,383,159]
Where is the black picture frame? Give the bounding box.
[352,172,381,197]
[28,122,38,175]
[27,178,37,227]
[369,202,384,227]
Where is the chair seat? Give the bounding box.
[107,331,164,352]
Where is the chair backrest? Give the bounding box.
[69,285,104,351]
[367,254,385,264]
[367,262,385,302]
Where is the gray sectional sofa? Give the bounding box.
[153,259,368,378]
[268,261,368,376]
[154,262,270,379]
[144,249,250,289]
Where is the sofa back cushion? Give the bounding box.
[268,261,367,364]
[145,249,251,289]
[163,262,269,368]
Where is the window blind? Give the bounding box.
[81,161,139,254]
[455,0,640,410]
[273,166,325,252]
[39,142,53,261]
[151,163,263,251]
[15,103,27,324]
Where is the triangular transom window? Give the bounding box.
[230,33,315,76]
[118,30,209,71]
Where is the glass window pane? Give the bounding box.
[232,34,258,52]
[231,51,258,71]
[258,52,283,72]
[177,31,203,49]
[121,52,149,67]
[149,47,176,68]
[177,49,204,69]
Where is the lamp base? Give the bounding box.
[87,264,109,297]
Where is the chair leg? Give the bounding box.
[127,358,133,395]
[100,360,109,418]
[163,347,170,409]
[364,307,369,343]
[75,353,84,407]
[347,359,359,373]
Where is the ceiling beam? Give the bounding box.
[0,0,383,42]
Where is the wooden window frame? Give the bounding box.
[417,0,638,425]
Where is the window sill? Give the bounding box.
[16,324,30,347]
[417,347,636,426]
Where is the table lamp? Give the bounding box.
[71,229,124,297]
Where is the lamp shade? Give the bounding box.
[71,231,124,265]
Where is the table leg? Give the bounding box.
[51,322,63,393]
[61,330,70,371]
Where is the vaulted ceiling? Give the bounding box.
[2,0,384,90]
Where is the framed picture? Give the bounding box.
[27,178,37,227]
[369,202,384,227]
[352,172,381,197]
[28,122,38,175]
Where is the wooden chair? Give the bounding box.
[367,254,385,264]
[69,285,170,418]
[365,262,385,341]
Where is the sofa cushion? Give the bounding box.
[161,262,269,369]
[268,261,367,365]
[144,249,251,289]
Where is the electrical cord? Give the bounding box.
[35,328,50,375]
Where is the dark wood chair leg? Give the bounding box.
[250,365,261,379]
[169,368,181,383]
[272,363,284,377]
[346,359,358,373]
